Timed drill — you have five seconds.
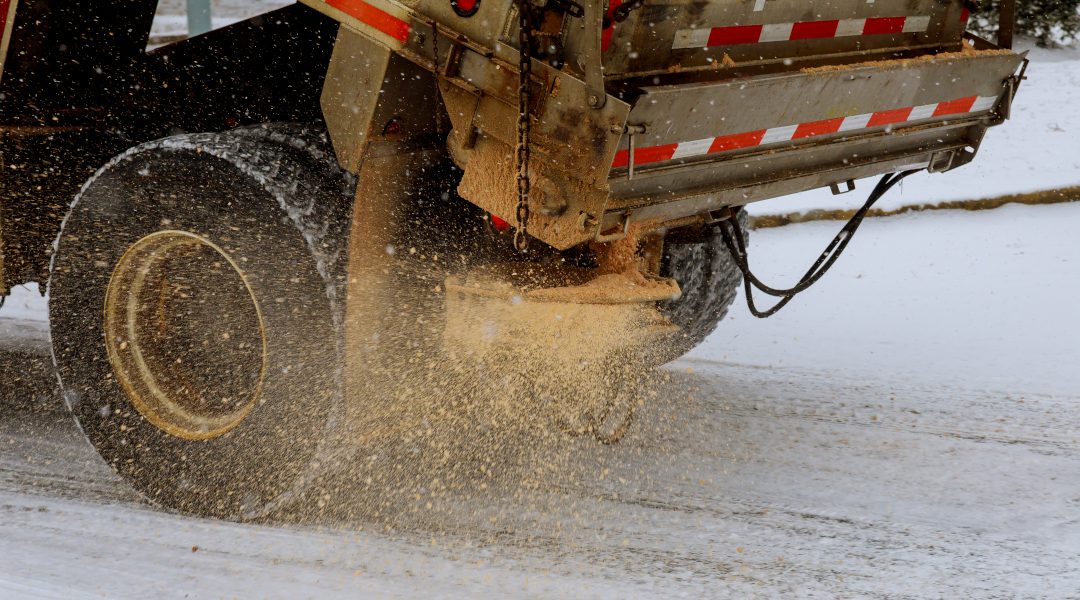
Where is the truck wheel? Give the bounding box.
[49,129,352,519]
[655,211,748,363]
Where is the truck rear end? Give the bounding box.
[323,0,1023,249]
[599,1,1024,235]
[1,0,1027,517]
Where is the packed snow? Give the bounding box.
[693,202,1080,396]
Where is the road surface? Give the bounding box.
[2,204,1079,598]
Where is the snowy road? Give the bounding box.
[2,203,1079,598]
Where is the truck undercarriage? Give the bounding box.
[0,0,1024,518]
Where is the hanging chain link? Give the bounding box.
[431,20,444,137]
[513,0,534,252]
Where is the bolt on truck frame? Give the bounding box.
[0,0,1024,518]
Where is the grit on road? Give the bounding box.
[1,203,1078,598]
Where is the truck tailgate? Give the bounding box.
[603,0,972,78]
[602,48,1025,228]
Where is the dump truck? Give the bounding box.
[0,0,1025,519]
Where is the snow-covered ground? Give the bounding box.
[692,202,1080,396]
[2,202,1078,598]
[0,284,47,356]
[747,40,1080,216]
[0,283,44,323]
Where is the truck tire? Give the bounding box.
[655,211,747,363]
[49,128,352,520]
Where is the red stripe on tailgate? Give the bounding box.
[933,96,977,116]
[790,19,840,41]
[707,25,764,46]
[0,0,10,39]
[867,107,914,127]
[709,130,766,154]
[327,0,411,42]
[863,16,906,35]
[793,117,844,139]
[611,144,678,168]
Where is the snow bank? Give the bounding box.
[688,202,1080,396]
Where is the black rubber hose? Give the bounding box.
[721,170,919,318]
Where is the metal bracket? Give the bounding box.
[928,149,959,173]
[997,0,1016,49]
[829,179,855,195]
[622,123,646,180]
[595,210,630,242]
[998,57,1029,123]
[582,0,607,109]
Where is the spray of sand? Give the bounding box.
[273,175,688,539]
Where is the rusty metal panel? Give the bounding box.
[445,57,629,185]
[603,0,972,78]
[531,60,630,187]
[453,63,630,249]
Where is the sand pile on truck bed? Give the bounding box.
[801,46,1015,74]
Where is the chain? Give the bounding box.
[513,0,534,252]
[431,20,444,136]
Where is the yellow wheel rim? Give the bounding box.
[103,231,268,440]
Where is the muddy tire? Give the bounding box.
[48,127,353,520]
[655,211,747,363]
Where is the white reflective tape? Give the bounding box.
[761,125,798,144]
[971,95,998,112]
[759,22,793,43]
[835,18,866,37]
[902,15,931,33]
[838,112,873,132]
[908,104,938,121]
[671,138,715,159]
[672,28,710,49]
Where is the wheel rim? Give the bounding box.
[103,231,268,440]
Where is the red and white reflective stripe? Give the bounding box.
[612,95,997,169]
[673,15,930,49]
[321,0,412,45]
[0,0,16,82]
